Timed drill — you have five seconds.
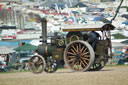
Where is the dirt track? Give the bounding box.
[0,66,128,85]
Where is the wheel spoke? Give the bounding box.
[68,56,76,58]
[71,49,77,54]
[79,61,82,69]
[80,59,86,67]
[75,60,79,66]
[81,57,90,61]
[74,60,80,70]
[82,59,88,65]
[77,61,80,70]
[38,58,42,64]
[83,55,90,58]
[82,48,87,54]
[29,61,34,66]
[67,51,75,55]
[76,44,79,52]
[38,62,43,65]
[71,60,76,67]
[80,46,85,53]
[68,58,76,62]
[72,45,77,53]
[81,52,89,56]
[79,44,81,52]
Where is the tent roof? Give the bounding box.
[14,44,38,51]
[121,40,128,44]
[0,46,15,54]
[73,3,88,7]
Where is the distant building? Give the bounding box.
[0,7,24,29]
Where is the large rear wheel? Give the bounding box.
[64,40,95,72]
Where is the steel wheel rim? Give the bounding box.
[64,40,95,72]
[29,55,46,74]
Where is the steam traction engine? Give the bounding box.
[28,18,115,73]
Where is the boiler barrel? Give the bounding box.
[37,44,56,57]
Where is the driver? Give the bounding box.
[87,31,100,51]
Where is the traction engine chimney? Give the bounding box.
[41,18,47,44]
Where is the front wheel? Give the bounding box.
[28,55,46,74]
[44,56,58,73]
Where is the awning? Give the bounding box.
[14,44,38,51]
[121,40,128,44]
[0,46,15,54]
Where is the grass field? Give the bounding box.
[0,65,128,85]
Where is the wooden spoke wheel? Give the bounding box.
[64,40,95,72]
[28,55,46,74]
[44,56,58,73]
